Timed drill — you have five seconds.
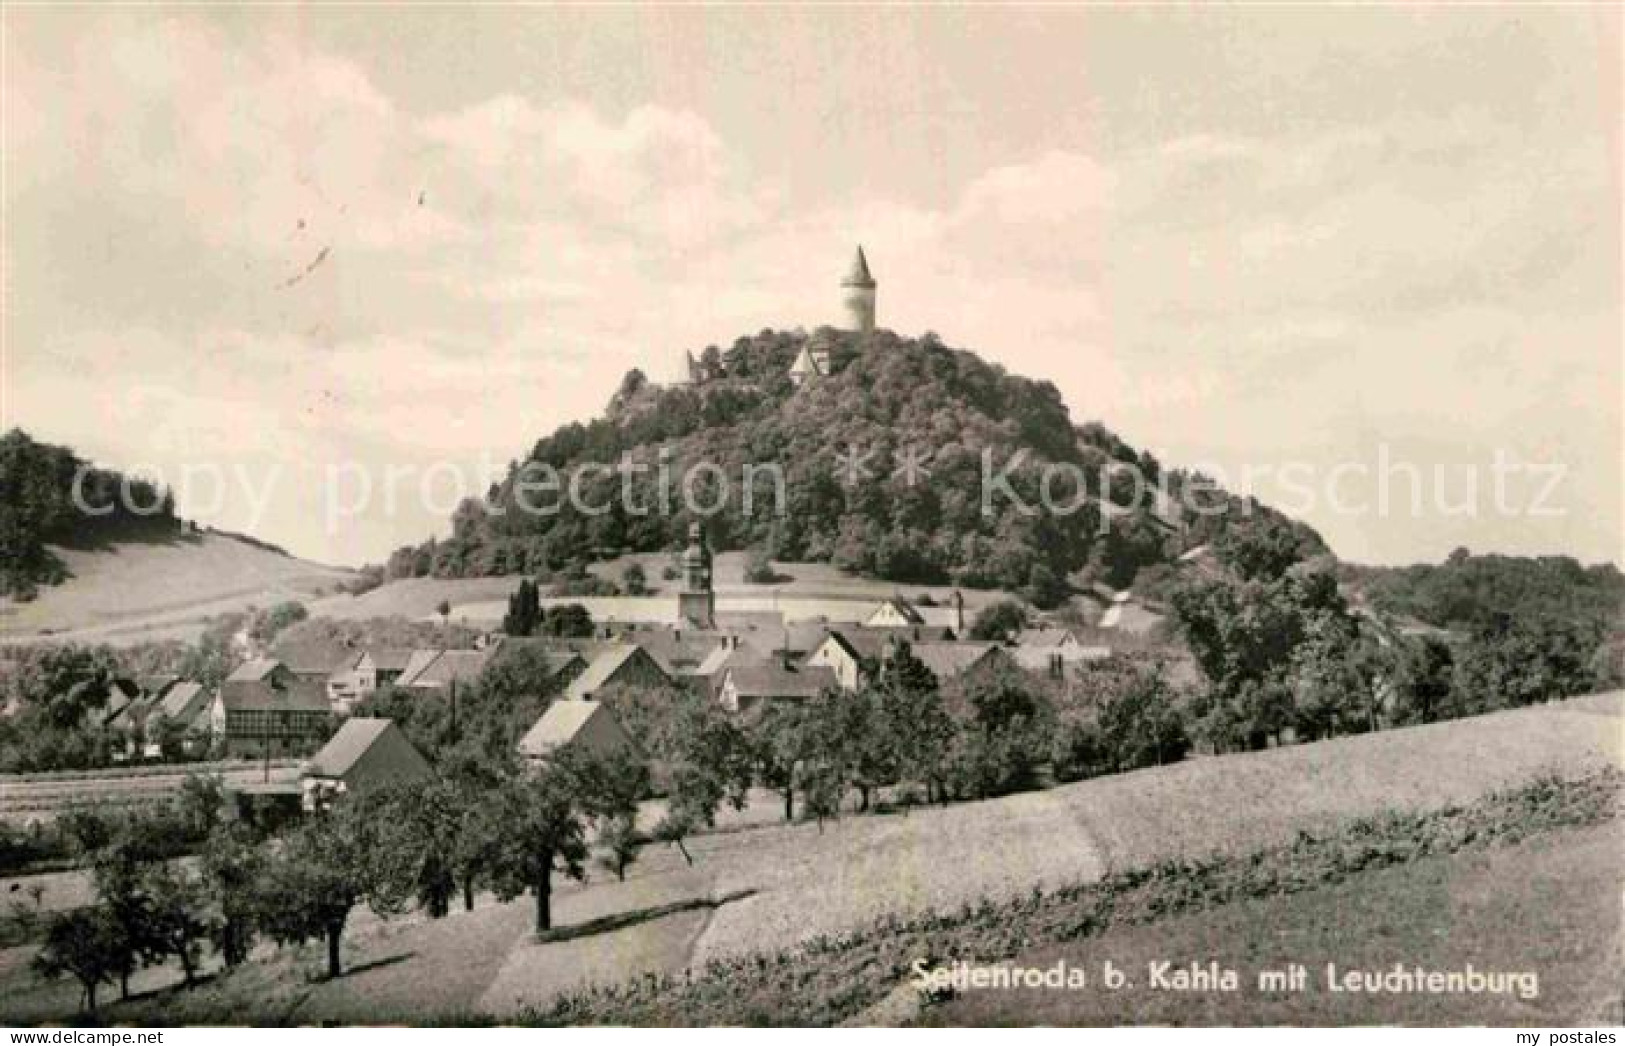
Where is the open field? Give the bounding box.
[0,534,353,647]
[1055,694,1624,870]
[921,820,1624,1026]
[2,693,1618,1024]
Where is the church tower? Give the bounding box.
[677,522,716,629]
[840,246,877,333]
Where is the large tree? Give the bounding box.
[32,909,125,1013]
[255,800,412,978]
[488,769,591,934]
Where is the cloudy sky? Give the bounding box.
[4,6,1619,567]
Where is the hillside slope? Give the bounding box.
[0,531,353,645]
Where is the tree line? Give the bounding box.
[0,429,180,599]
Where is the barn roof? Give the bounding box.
[516,700,634,759]
[304,717,428,781]
[562,644,667,701]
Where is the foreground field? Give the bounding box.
[921,820,1624,1026]
[2,693,1618,1024]
[0,533,352,646]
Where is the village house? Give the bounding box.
[142,681,213,757]
[807,630,1016,691]
[301,718,433,812]
[394,647,499,699]
[326,647,416,710]
[109,678,212,758]
[805,629,892,691]
[211,658,333,758]
[560,644,671,701]
[717,662,837,715]
[270,636,360,689]
[1012,626,1112,676]
[862,591,966,635]
[517,700,640,766]
[910,641,1016,684]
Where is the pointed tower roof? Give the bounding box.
[842,245,875,288]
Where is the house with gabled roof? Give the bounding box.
[212,658,333,758]
[1012,626,1112,676]
[864,597,924,628]
[862,592,965,634]
[301,718,432,811]
[327,647,417,709]
[270,637,360,687]
[910,642,1014,684]
[717,662,837,715]
[517,700,640,766]
[395,647,498,698]
[806,629,888,691]
[562,644,671,702]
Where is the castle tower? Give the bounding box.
[840,246,877,333]
[678,522,716,629]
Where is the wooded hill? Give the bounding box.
[387,328,1326,606]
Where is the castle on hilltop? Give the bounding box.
[789,246,876,386]
[675,246,879,388]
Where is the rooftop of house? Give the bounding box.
[516,700,630,758]
[271,637,360,677]
[909,641,1002,680]
[396,647,496,690]
[226,658,284,683]
[158,681,209,721]
[868,598,925,624]
[723,662,837,701]
[304,717,428,781]
[1015,627,1080,649]
[562,644,667,701]
[218,677,331,713]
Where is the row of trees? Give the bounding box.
[1169,529,1619,754]
[27,740,658,1012]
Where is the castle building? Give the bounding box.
[677,522,716,629]
[841,245,877,333]
[791,247,877,387]
[788,341,829,387]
